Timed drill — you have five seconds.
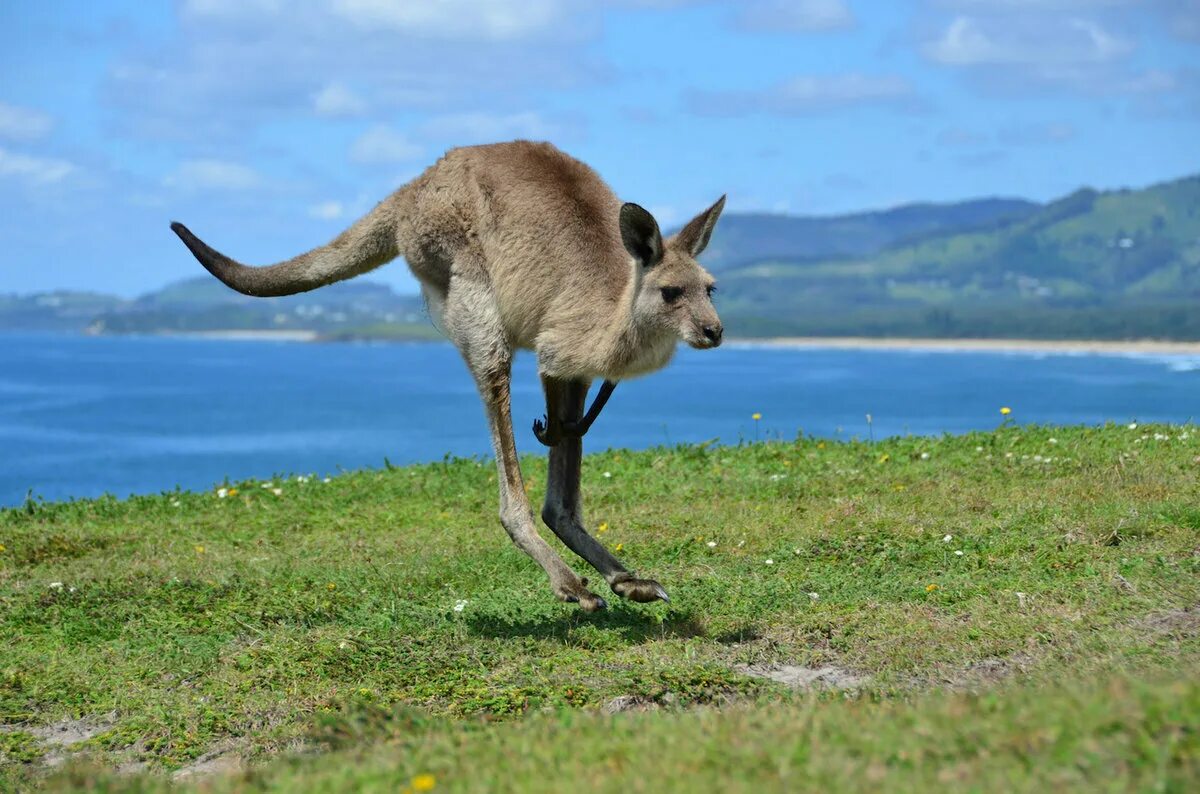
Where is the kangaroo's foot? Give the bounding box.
[556,576,608,612]
[611,573,670,603]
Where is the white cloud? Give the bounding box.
[0,102,54,141]
[164,159,265,191]
[734,0,855,33]
[350,125,422,164]
[924,15,1131,66]
[104,1,602,143]
[330,0,566,40]
[308,200,345,220]
[0,146,75,184]
[689,73,917,116]
[312,83,368,117]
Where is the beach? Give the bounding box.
[733,336,1200,355]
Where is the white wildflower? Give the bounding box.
[453,599,468,612]
[706,541,717,548]
[48,582,63,590]
[943,534,953,543]
[322,477,332,483]
[602,471,612,478]
[271,488,283,496]
[217,488,229,498]
[1127,422,1138,430]
[954,550,964,556]
[1047,438,1058,445]
[808,592,820,601]
[920,452,930,460]
[975,446,984,452]
[764,559,774,565]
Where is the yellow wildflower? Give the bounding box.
[0,543,6,553]
[925,583,939,592]
[817,441,825,449]
[615,543,624,552]
[327,582,337,591]
[598,522,609,534]
[194,545,205,554]
[1000,406,1012,416]
[411,774,437,791]
[878,453,890,463]
[751,412,762,420]
[228,488,238,496]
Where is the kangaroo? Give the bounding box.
[170,140,725,611]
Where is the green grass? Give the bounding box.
[2,424,1198,791]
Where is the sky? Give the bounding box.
[0,0,1197,297]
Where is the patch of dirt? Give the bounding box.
[601,692,680,715]
[21,712,116,749]
[172,743,244,781]
[950,654,1035,690]
[733,664,867,690]
[1137,603,1200,637]
[601,695,653,715]
[1,712,118,769]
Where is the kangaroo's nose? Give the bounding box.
[703,325,723,346]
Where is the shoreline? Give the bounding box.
[730,336,1200,355]
[49,329,1200,354]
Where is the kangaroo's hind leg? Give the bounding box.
[444,280,607,611]
[540,376,670,604]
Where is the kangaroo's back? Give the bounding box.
[402,141,631,347]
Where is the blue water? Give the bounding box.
[1,333,1196,506]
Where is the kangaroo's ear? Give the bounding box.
[620,202,664,268]
[674,194,726,258]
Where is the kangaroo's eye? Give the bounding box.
[660,287,684,303]
[706,284,716,297]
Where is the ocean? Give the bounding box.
[1,332,1196,506]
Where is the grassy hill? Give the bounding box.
[1,425,1197,790]
[700,197,1038,272]
[717,174,1200,338]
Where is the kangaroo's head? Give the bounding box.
[620,195,726,349]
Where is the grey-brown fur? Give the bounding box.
[171,140,726,609]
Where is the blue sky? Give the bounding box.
[1,0,1197,296]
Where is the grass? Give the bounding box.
[1,423,1198,791]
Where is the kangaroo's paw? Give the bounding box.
[557,577,608,612]
[611,576,670,604]
[532,416,560,447]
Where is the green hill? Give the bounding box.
[700,197,1039,272]
[715,174,1200,338]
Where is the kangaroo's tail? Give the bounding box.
[170,196,401,297]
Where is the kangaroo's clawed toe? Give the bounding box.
[612,576,670,603]
[558,577,608,612]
